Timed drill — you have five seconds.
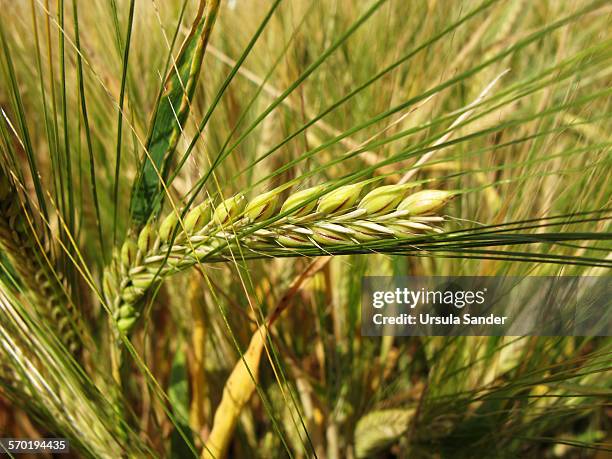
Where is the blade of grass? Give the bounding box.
[57,0,74,240]
[111,0,136,245]
[0,21,49,224]
[72,0,105,258]
[29,0,59,225]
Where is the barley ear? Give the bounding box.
[104,182,453,341]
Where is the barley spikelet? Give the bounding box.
[0,167,84,354]
[105,182,455,336]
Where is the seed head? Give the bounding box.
[358,184,412,215]
[245,190,279,222]
[398,190,454,215]
[213,194,246,225]
[317,183,365,215]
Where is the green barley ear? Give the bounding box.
[213,194,246,225]
[317,182,366,215]
[280,184,327,218]
[244,190,280,222]
[184,202,212,233]
[398,190,455,215]
[159,212,180,242]
[358,184,414,215]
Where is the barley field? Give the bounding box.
[0,0,610,458]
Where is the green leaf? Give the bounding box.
[129,0,220,230]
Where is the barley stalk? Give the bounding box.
[104,183,455,336]
[0,167,84,354]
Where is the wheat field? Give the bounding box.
[0,0,610,458]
